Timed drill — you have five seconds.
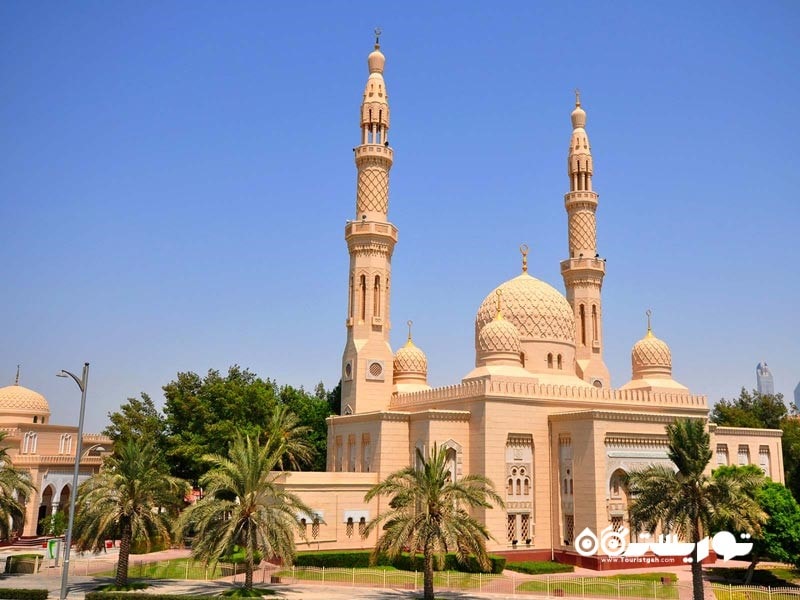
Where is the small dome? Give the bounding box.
[631,330,672,378]
[571,104,586,129]
[394,340,427,376]
[478,318,521,355]
[475,273,575,344]
[368,46,385,74]
[0,384,51,416]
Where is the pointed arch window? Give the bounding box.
[373,275,381,317]
[348,276,354,318]
[592,305,598,341]
[547,353,553,369]
[579,305,586,345]
[360,275,366,321]
[557,354,563,370]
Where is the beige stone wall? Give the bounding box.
[712,426,784,483]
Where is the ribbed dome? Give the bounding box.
[478,318,521,354]
[475,273,575,344]
[0,385,51,415]
[394,340,427,376]
[631,331,672,378]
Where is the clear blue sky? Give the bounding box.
[2,1,798,433]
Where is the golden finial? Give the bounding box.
[520,243,529,273]
[406,319,413,345]
[374,26,382,48]
[646,309,653,338]
[494,290,504,320]
[14,365,20,386]
[574,88,581,107]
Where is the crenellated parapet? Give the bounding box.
[390,376,707,410]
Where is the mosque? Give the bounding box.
[276,37,785,568]
[0,369,111,539]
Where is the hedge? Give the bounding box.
[392,553,506,574]
[505,560,575,575]
[294,550,505,574]
[0,589,49,600]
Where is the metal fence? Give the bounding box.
[711,584,800,600]
[5,556,800,600]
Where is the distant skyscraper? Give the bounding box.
[756,362,775,395]
[794,380,800,408]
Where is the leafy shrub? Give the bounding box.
[0,589,49,600]
[505,560,575,575]
[295,550,387,568]
[222,546,262,565]
[130,534,170,555]
[294,550,504,573]
[4,555,43,574]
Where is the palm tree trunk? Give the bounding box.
[691,521,704,600]
[245,522,254,591]
[423,548,435,600]
[744,558,758,584]
[116,520,132,588]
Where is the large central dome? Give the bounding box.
[0,384,51,423]
[475,273,575,344]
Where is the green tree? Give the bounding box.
[627,419,766,600]
[278,384,331,471]
[38,510,68,537]
[104,393,167,450]
[175,435,313,591]
[73,440,188,588]
[781,413,800,501]
[0,432,35,540]
[326,380,342,416]
[163,366,279,483]
[751,480,800,571]
[710,388,787,429]
[364,444,504,600]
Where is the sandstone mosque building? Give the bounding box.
[0,369,111,539]
[276,36,785,567]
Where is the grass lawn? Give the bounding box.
[274,565,505,589]
[517,573,680,599]
[95,558,225,580]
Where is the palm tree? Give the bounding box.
[175,434,314,591]
[364,444,504,600]
[0,432,35,540]
[73,440,188,587]
[627,418,766,600]
[264,403,314,471]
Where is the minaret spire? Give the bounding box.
[341,33,398,415]
[14,365,20,386]
[560,92,610,388]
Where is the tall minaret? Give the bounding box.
[560,92,610,388]
[340,31,398,415]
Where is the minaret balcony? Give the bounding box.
[345,220,399,241]
[560,257,606,273]
[355,144,394,161]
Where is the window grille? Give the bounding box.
[738,445,750,465]
[520,514,530,540]
[507,515,516,542]
[716,444,728,466]
[564,515,575,545]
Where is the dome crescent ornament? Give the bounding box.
[519,244,529,273]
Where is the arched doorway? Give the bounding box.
[608,469,629,533]
[37,485,55,536]
[58,485,70,514]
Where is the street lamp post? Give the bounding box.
[56,363,89,600]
